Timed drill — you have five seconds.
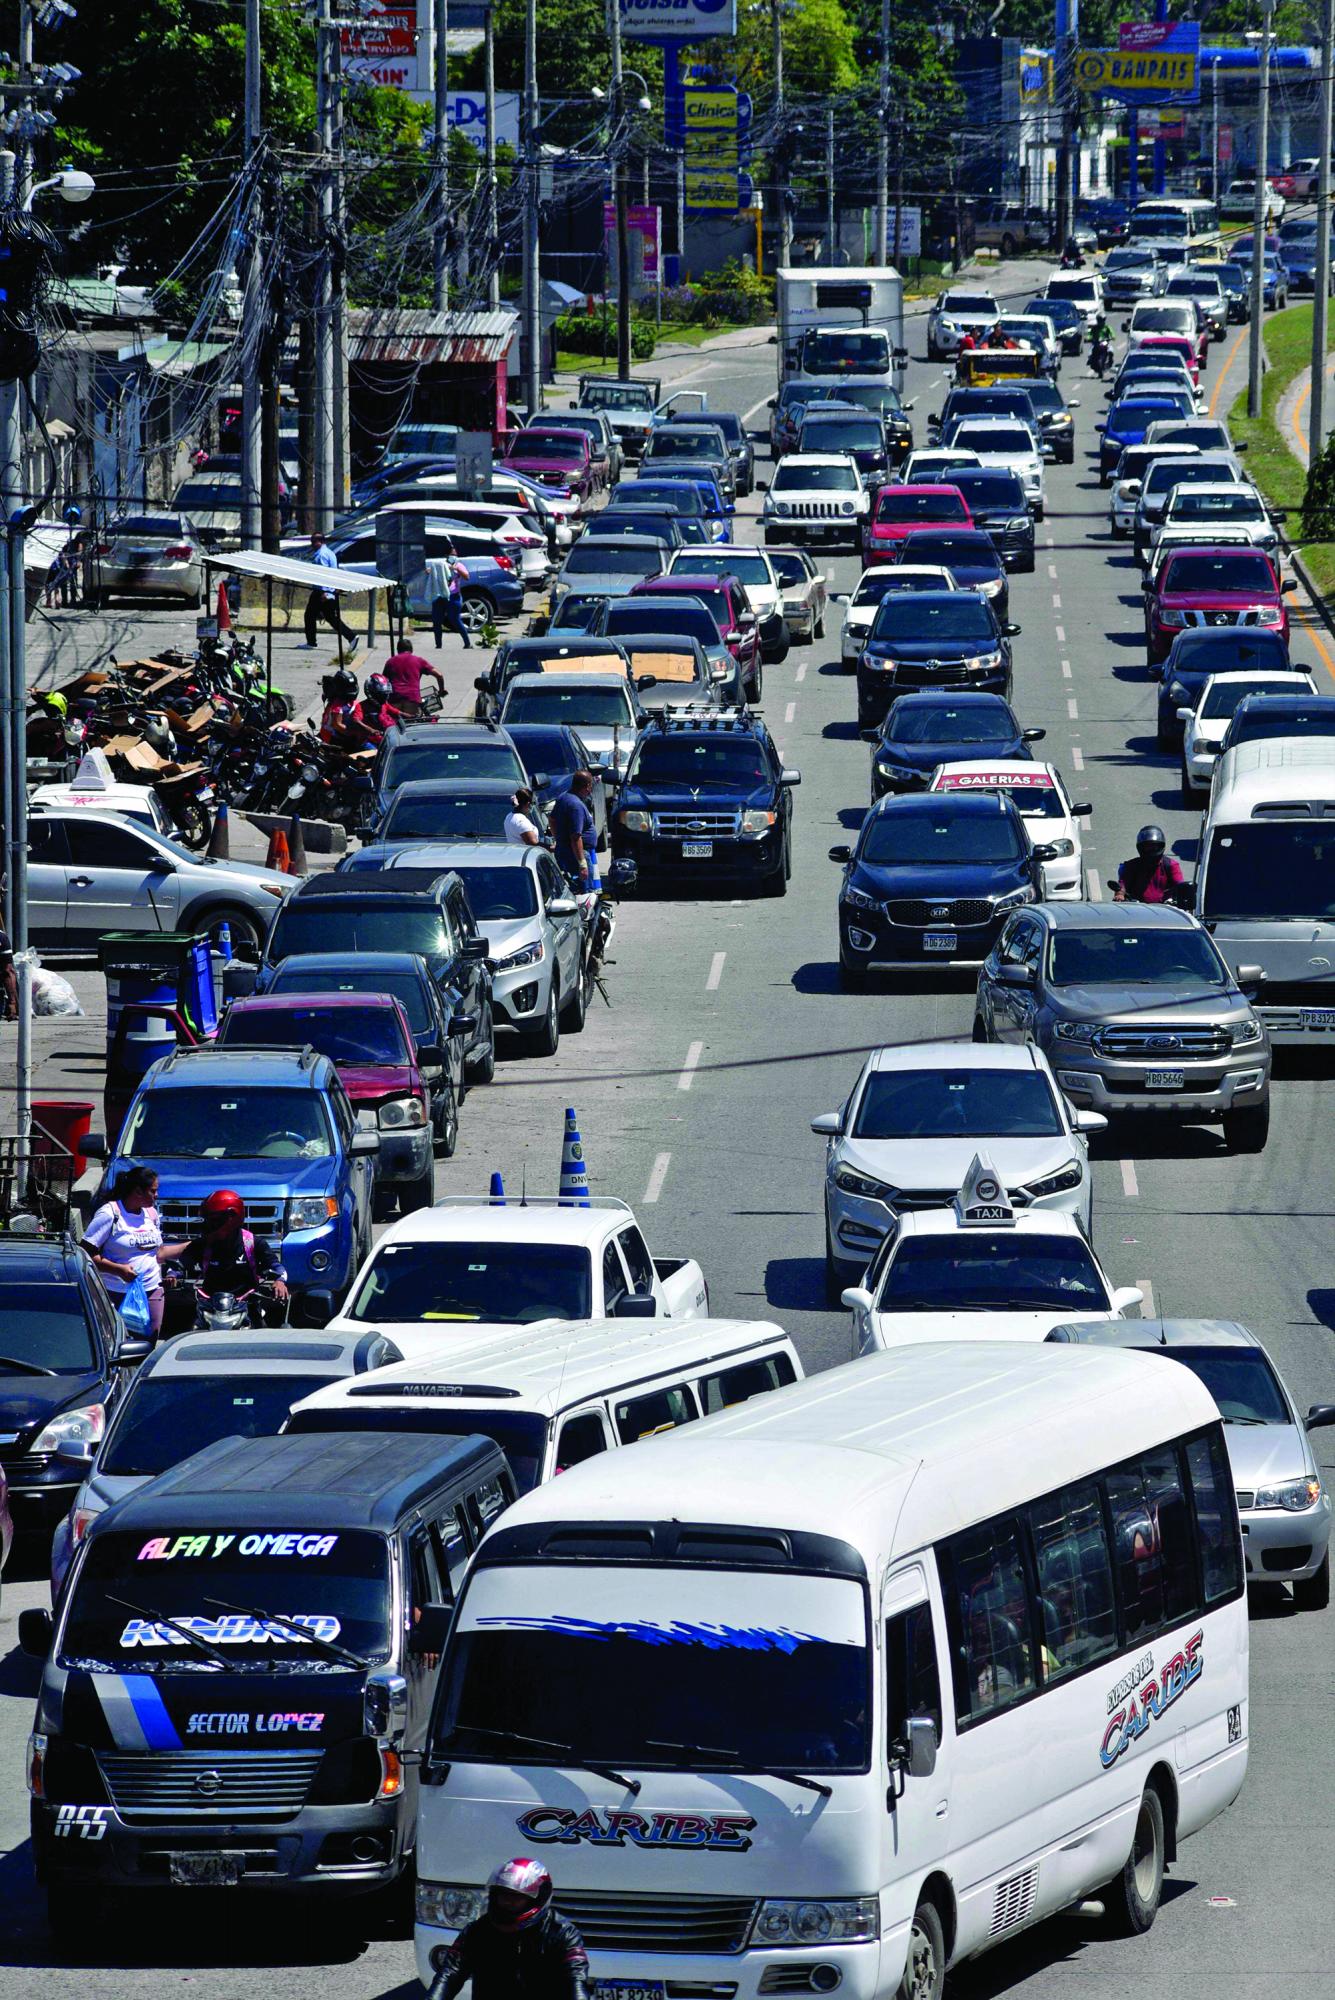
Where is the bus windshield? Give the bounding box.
[1202,822,1335,921]
[435,1564,871,1772]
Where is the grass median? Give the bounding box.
[1226,300,1335,602]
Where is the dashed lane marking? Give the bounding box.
[1055,624,1066,644]
[1061,659,1072,678]
[784,700,796,723]
[1067,697,1079,719]
[1071,746,1085,769]
[1121,1157,1140,1198]
[678,1041,703,1090]
[1052,593,1062,609]
[1138,1278,1156,1318]
[643,1152,671,1204]
[794,661,807,682]
[1087,867,1104,900]
[706,952,726,991]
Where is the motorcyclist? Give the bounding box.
[1114,825,1189,905]
[318,667,362,747]
[426,1859,590,2000]
[1090,312,1114,378]
[177,1189,289,1325]
[358,670,408,738]
[1060,236,1085,269]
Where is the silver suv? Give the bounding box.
[973,901,1271,1153]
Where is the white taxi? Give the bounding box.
[840,563,957,666]
[928,758,1089,898]
[842,1155,1144,1354]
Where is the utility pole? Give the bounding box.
[676,148,685,284]
[485,4,499,308]
[314,0,336,530]
[331,24,348,514]
[0,149,31,1139]
[240,0,262,549]
[875,0,889,266]
[1210,60,1220,204]
[610,0,632,378]
[1055,0,1076,252]
[432,0,450,311]
[522,0,541,417]
[1248,0,1274,420]
[773,0,791,269]
[15,1,32,206]
[1311,0,1334,463]
[826,102,835,259]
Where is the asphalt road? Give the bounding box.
[1,273,1333,1998]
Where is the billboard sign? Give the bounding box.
[447,91,520,149]
[604,202,661,281]
[1076,23,1200,102]
[621,0,737,39]
[886,207,922,261]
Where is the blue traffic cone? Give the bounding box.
[216,920,233,962]
[558,1106,590,1207]
[489,1170,506,1206]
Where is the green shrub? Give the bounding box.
[554,306,656,360]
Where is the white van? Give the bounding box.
[415,1341,1248,1997]
[1196,738,1335,1043]
[285,1316,801,1492]
[1128,197,1221,244]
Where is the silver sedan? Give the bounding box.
[86,512,204,607]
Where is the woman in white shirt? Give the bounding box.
[83,1165,190,1341]
[504,786,541,846]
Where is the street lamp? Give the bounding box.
[23,164,93,211]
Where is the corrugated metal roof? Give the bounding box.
[349,307,518,367]
[142,338,232,379]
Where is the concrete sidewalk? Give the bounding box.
[1276,350,1335,469]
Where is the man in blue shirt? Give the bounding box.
[304,531,358,648]
[551,771,598,889]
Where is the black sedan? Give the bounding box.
[870,691,1045,799]
[857,589,1019,733]
[1156,627,1296,748]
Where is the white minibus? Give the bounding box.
[285,1316,802,1492]
[415,1342,1247,1999]
[1197,738,1335,1044]
[1127,198,1220,245]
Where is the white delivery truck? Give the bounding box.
[776,266,908,394]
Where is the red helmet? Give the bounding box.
[486,1857,552,1931]
[201,1189,246,1230]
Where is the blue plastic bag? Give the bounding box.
[119,1274,152,1336]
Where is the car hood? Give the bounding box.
[851,858,1025,898]
[622,779,774,812]
[134,1155,340,1199]
[869,519,959,541]
[878,735,1024,771]
[835,1134,1076,1190]
[1159,589,1280,612]
[871,1307,1113,1344]
[866,633,1001,662]
[557,574,657,598]
[1222,1421,1312,1488]
[968,451,1039,473]
[479,915,544,956]
[0,1368,107,1436]
[968,504,1031,527]
[1047,983,1243,1024]
[335,1060,420,1103]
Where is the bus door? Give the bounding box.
[883,1565,950,1867]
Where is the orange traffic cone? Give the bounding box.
[264,823,292,874]
[216,578,232,633]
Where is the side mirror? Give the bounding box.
[810,1111,843,1136]
[449,1011,479,1038]
[147,852,175,874]
[928,412,939,425]
[116,1332,154,1367]
[841,1286,874,1313]
[1176,706,1195,722]
[767,397,777,409]
[363,1668,409,1742]
[81,1131,107,1160]
[407,1605,452,1659]
[1236,964,1267,988]
[1235,438,1249,450]
[1070,800,1093,818]
[1305,1402,1335,1431]
[1021,726,1046,742]
[828,844,853,864]
[995,960,1035,986]
[613,1291,657,1319]
[416,1041,444,1064]
[1111,1285,1146,1316]
[903,1715,939,1779]
[350,1130,380,1157]
[1067,397,1082,408]
[1004,622,1022,637]
[461,936,489,962]
[1095,422,1106,432]
[54,1438,95,1469]
[636,673,657,690]
[473,676,490,692]
[780,768,801,787]
[547,895,578,917]
[18,1608,53,1659]
[1072,1107,1109,1133]
[1281,577,1297,591]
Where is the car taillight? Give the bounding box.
[93,541,112,555]
[494,553,515,571]
[164,543,195,560]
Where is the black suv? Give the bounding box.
[610,710,801,895]
[857,589,1019,733]
[0,1236,131,1535]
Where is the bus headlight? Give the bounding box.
[417,1881,488,1929]
[755,1897,880,1945]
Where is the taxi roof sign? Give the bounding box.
[954,1151,1016,1229]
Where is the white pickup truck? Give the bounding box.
[329,1195,708,1360]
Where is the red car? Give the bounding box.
[1145,544,1294,662]
[1138,331,1202,385]
[215,991,447,1209]
[630,572,762,699]
[503,427,600,505]
[864,482,972,564]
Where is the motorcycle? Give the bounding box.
[155,764,217,849]
[189,1283,288,1332]
[1090,333,1113,379]
[583,890,617,1003]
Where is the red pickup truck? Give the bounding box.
[502,428,602,508]
[1145,544,1294,663]
[864,483,973,565]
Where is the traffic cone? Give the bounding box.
[216,920,233,963]
[558,1106,590,1207]
[488,1170,506,1206]
[264,823,292,874]
[216,578,232,633]
[286,813,308,877]
[206,798,230,860]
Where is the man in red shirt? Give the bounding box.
[383,647,446,708]
[1115,826,1188,904]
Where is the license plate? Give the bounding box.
[595,1984,665,2000]
[169,1852,244,1887]
[1300,1008,1335,1029]
[682,842,713,858]
[1144,1068,1185,1090]
[131,549,159,563]
[924,931,957,952]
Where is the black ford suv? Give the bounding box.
[610,709,800,896]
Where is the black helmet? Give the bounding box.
[1136,824,1166,859]
[324,668,357,703]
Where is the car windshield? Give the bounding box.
[801,418,882,451]
[853,1069,1061,1139]
[1026,299,1078,326]
[1162,552,1274,594]
[121,1087,333,1159]
[271,905,451,965]
[862,809,1022,866]
[773,463,857,492]
[450,865,540,919]
[1202,823,1335,920]
[1146,1345,1290,1425]
[102,1372,343,1477]
[650,431,721,458]
[1114,398,1192,425]
[220,1003,412,1065]
[712,415,744,442]
[0,1281,97,1370]
[1202,677,1289,720]
[1048,928,1227,987]
[59,1529,391,1671]
[945,294,997,315]
[383,794,512,842]
[951,425,1034,455]
[631,738,768,787]
[880,1235,1107,1311]
[383,741,523,788]
[854,572,917,607]
[937,774,1064,818]
[606,603,717,645]
[904,533,999,571]
[268,962,433,1036]
[954,473,1026,509]
[346,1239,592,1324]
[1046,277,1097,299]
[561,544,662,578]
[435,1564,870,1771]
[510,434,585,462]
[768,552,811,587]
[627,484,704,515]
[870,598,994,642]
[582,382,652,411]
[1170,491,1260,520]
[886,703,1014,745]
[503,686,634,726]
[876,489,967,523]
[676,553,769,586]
[815,385,902,416]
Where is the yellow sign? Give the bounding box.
[683,90,738,128]
[685,168,740,209]
[1075,48,1197,93]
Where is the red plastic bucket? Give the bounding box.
[31,1100,95,1181]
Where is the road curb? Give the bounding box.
[1285,535,1335,640]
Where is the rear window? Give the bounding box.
[0,1280,97,1370]
[876,489,967,524]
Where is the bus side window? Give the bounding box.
[1186,1429,1244,1604]
[1106,1447,1198,1643]
[431,1505,472,1597]
[698,1352,797,1414]
[940,1518,1037,1724]
[886,1602,943,1754]
[1028,1480,1118,1683]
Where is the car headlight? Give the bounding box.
[833,1163,898,1202]
[286,1195,338,1232]
[963,651,1002,672]
[618,808,651,832]
[1157,608,1187,627]
[861,651,892,672]
[755,1897,881,1946]
[1253,1476,1322,1511]
[377,1095,429,1129]
[979,577,1003,597]
[1025,1161,1083,1199]
[741,808,777,834]
[876,759,919,779]
[493,938,545,972]
[994,886,1034,911]
[31,1402,105,1455]
[839,499,856,516]
[1044,837,1076,858]
[771,499,791,516]
[842,885,881,912]
[1006,517,1031,532]
[417,1881,488,1930]
[1256,605,1283,624]
[1055,1019,1097,1042]
[1232,1016,1264,1047]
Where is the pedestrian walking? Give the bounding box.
[429,553,473,648]
[82,1166,191,1344]
[551,770,598,890]
[303,530,357,648]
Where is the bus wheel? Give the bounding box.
[1106,1785,1165,1935]
[897,1899,945,2000]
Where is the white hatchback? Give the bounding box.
[1180,669,1319,799]
[929,758,1089,899]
